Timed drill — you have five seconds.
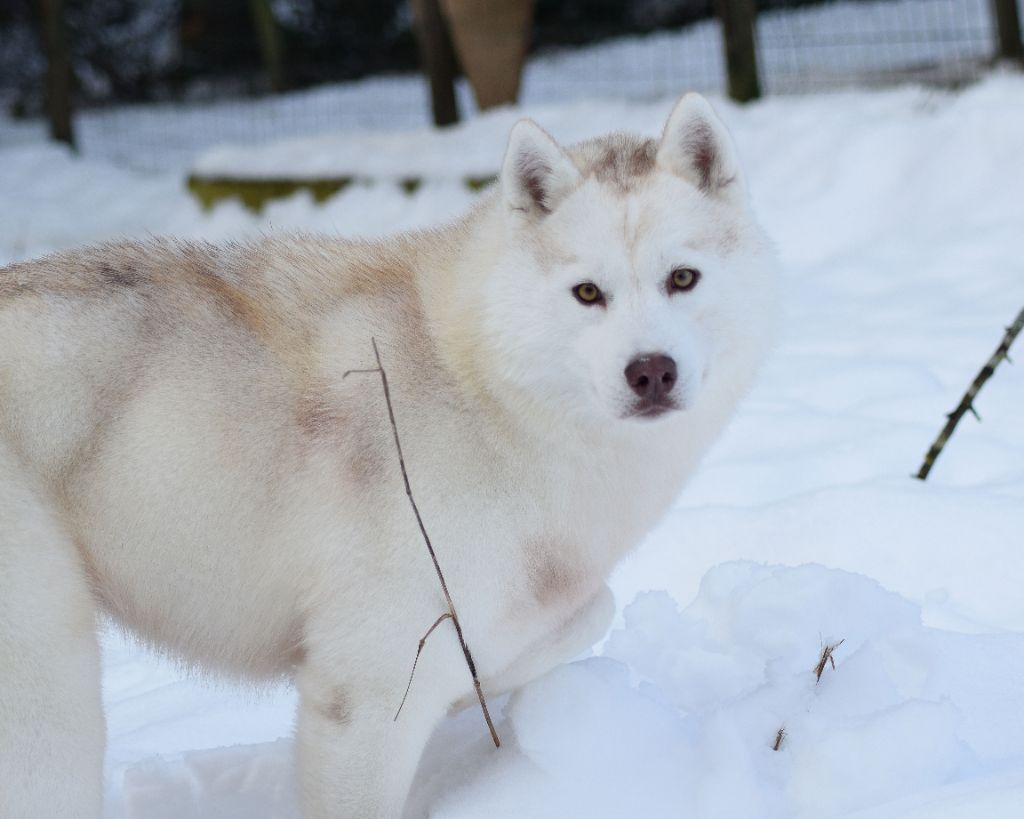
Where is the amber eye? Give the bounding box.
[669,267,701,292]
[572,282,605,306]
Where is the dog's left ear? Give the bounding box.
[657,93,742,196]
[501,119,582,216]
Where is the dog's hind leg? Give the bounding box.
[0,442,104,819]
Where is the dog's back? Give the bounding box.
[0,233,442,476]
[0,236,443,674]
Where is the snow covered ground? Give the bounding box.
[2,35,1024,819]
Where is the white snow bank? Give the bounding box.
[615,484,1024,633]
[118,741,298,819]
[116,563,1024,818]
[190,77,1008,183]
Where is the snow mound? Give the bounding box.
[119,741,298,819]
[116,563,1024,818]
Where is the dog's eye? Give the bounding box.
[669,267,701,293]
[572,282,605,306]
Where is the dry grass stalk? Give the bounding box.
[772,726,786,751]
[345,338,501,747]
[814,639,845,684]
[771,636,846,750]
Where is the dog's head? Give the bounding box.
[479,94,778,426]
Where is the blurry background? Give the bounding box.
[1,0,1019,171]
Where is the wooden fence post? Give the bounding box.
[716,0,761,103]
[990,0,1023,63]
[37,0,76,148]
[411,0,460,127]
[440,0,533,111]
[249,0,288,93]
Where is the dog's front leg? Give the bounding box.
[294,656,449,819]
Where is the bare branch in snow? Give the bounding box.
[916,306,1024,480]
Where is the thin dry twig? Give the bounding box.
[394,612,453,721]
[772,726,786,751]
[916,305,1024,480]
[814,639,845,684]
[345,338,501,748]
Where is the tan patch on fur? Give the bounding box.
[526,538,584,607]
[181,252,276,341]
[297,387,349,440]
[316,686,353,726]
[348,444,387,485]
[99,263,142,288]
[338,256,414,300]
[296,386,388,486]
[284,621,307,667]
[0,272,31,300]
[1,243,158,301]
[571,135,658,193]
[73,538,105,599]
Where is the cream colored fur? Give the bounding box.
[0,95,778,818]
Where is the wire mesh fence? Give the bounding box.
[759,0,995,92]
[0,0,1013,172]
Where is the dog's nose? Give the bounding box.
[624,354,677,399]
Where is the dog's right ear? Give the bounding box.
[501,120,581,216]
[657,93,741,196]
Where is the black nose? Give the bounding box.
[624,354,677,399]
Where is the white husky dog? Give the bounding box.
[0,94,777,818]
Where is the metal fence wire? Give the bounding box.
[0,0,1014,171]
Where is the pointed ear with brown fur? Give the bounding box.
[501,119,582,216]
[656,93,742,195]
